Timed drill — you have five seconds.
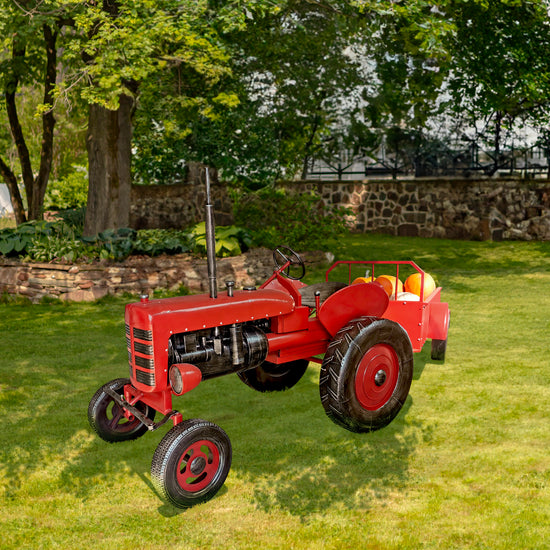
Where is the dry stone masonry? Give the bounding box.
[279,178,550,241]
[0,249,328,303]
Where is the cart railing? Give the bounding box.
[325,260,426,302]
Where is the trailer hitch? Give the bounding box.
[104,387,181,431]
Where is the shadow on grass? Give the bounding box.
[1,301,431,520]
[231,396,423,518]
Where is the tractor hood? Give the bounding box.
[125,288,295,334]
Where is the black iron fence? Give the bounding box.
[305,142,550,180]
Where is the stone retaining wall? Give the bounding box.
[278,178,550,241]
[0,249,274,303]
[0,250,327,303]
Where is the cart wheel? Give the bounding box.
[88,378,156,442]
[151,419,232,508]
[237,359,309,392]
[431,338,447,361]
[319,317,413,433]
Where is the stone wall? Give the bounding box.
[130,182,234,230]
[130,177,550,241]
[278,178,550,241]
[0,249,328,303]
[0,249,274,303]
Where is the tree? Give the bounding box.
[76,0,284,234]
[0,1,75,224]
[132,1,375,187]
[443,0,550,173]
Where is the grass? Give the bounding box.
[1,233,549,549]
[0,216,16,230]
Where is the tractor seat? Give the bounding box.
[298,281,347,308]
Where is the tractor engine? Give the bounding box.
[168,323,269,381]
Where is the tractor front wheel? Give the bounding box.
[88,378,156,442]
[319,317,413,433]
[151,419,232,508]
[237,359,309,392]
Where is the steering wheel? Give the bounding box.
[273,246,305,280]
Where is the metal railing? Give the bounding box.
[304,143,550,180]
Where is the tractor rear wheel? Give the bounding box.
[151,419,232,508]
[88,378,156,442]
[237,359,309,392]
[431,338,447,361]
[319,317,413,433]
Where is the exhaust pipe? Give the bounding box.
[205,168,218,299]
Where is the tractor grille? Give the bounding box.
[126,323,155,387]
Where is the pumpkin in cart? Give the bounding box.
[374,275,403,297]
[404,272,436,300]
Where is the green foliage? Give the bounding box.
[0,219,97,262]
[0,221,55,257]
[234,187,352,251]
[44,166,88,210]
[0,218,249,262]
[132,1,369,187]
[81,228,137,261]
[132,229,193,256]
[189,222,252,257]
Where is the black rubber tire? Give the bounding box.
[88,378,156,443]
[237,359,309,392]
[151,419,232,508]
[431,338,447,361]
[319,317,413,433]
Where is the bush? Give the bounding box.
[132,229,193,256]
[189,222,251,257]
[44,166,88,210]
[234,187,352,251]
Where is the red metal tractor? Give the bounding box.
[88,175,450,509]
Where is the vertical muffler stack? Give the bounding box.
[205,168,218,299]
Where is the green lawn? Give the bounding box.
[1,234,549,549]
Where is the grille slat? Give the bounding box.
[133,327,152,341]
[135,355,154,370]
[134,342,153,355]
[136,369,155,386]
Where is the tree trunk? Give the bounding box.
[28,24,58,220]
[0,157,26,225]
[84,94,134,236]
[2,24,58,224]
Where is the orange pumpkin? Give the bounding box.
[404,272,436,300]
[374,275,404,297]
[352,276,375,285]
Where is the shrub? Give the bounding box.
[44,166,88,210]
[189,222,251,257]
[133,229,193,256]
[234,187,352,251]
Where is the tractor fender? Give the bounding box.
[428,301,450,340]
[318,282,389,337]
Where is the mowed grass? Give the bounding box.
[1,234,549,550]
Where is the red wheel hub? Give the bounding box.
[177,440,220,491]
[355,344,399,411]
